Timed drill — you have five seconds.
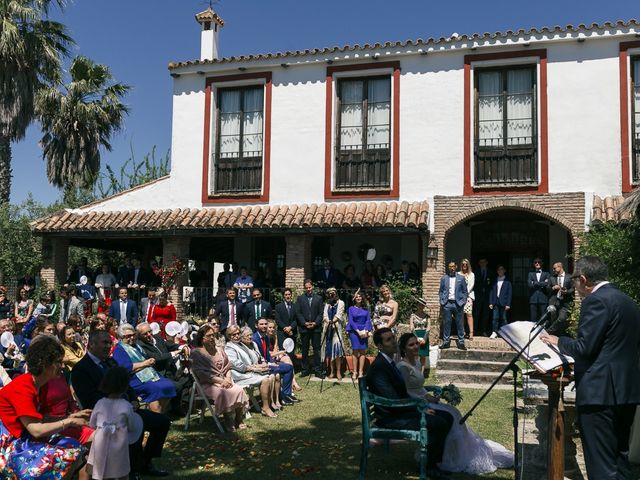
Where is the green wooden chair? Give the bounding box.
[358,377,442,480]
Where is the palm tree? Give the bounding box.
[37,56,129,190]
[0,0,71,203]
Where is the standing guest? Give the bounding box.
[87,366,143,480]
[129,257,151,289]
[108,288,139,326]
[527,258,550,323]
[95,264,118,292]
[541,256,640,480]
[253,318,296,403]
[214,287,244,332]
[294,279,324,378]
[366,328,453,479]
[17,272,36,292]
[217,263,235,289]
[547,262,575,336]
[244,288,272,332]
[489,265,512,338]
[60,325,86,376]
[438,261,468,350]
[116,257,134,288]
[224,325,279,417]
[190,324,249,432]
[396,260,419,284]
[373,284,399,331]
[409,297,431,372]
[148,294,176,336]
[0,335,91,479]
[459,258,475,340]
[360,260,376,289]
[473,258,493,337]
[72,330,171,478]
[266,319,302,392]
[321,287,346,380]
[32,293,52,318]
[67,256,93,285]
[14,286,34,330]
[346,290,372,380]
[233,266,254,304]
[140,287,158,323]
[112,324,176,414]
[341,264,361,290]
[313,258,342,289]
[59,286,84,325]
[0,286,12,319]
[374,264,386,288]
[274,288,297,349]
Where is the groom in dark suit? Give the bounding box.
[541,256,640,480]
[294,279,324,378]
[367,328,452,479]
[527,258,551,322]
[546,261,574,336]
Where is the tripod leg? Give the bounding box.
[511,364,520,480]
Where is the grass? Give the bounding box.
[159,377,518,480]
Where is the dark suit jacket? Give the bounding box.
[294,293,324,333]
[252,331,272,363]
[558,283,640,407]
[312,268,342,289]
[475,269,493,300]
[528,270,551,304]
[121,267,152,286]
[67,268,93,285]
[365,353,419,426]
[108,299,139,326]
[548,274,575,307]
[243,299,273,331]
[274,301,297,334]
[214,299,245,331]
[489,279,513,307]
[71,355,136,409]
[137,335,179,377]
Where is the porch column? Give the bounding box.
[40,237,69,289]
[162,236,190,318]
[285,235,311,290]
[422,232,445,342]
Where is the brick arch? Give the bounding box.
[442,200,579,240]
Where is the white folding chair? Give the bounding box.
[183,370,225,433]
[243,385,261,418]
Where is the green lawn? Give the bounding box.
[160,379,517,479]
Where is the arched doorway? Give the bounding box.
[445,208,573,321]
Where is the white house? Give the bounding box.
[32,9,636,318]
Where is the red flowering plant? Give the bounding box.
[157,256,188,295]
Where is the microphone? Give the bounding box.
[530,305,557,332]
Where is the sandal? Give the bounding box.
[237,423,248,430]
[261,410,277,418]
[293,384,302,392]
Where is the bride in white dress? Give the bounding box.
[395,333,514,474]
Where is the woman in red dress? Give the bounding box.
[148,294,176,337]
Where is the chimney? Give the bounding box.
[195,7,224,61]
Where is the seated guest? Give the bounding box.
[23,315,55,345]
[136,322,191,415]
[59,324,85,376]
[148,293,176,337]
[266,319,301,392]
[112,324,176,414]
[0,335,90,479]
[32,293,52,318]
[67,314,86,345]
[190,324,249,431]
[0,364,11,387]
[367,328,453,479]
[0,318,25,372]
[207,316,227,348]
[0,286,11,319]
[71,330,171,478]
[224,325,279,417]
[253,318,297,404]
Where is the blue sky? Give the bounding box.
[10,0,639,204]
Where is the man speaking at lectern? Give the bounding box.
[541,256,640,480]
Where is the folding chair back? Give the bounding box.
[184,369,225,433]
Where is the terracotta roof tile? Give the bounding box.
[195,7,224,27]
[591,195,630,223]
[168,20,639,70]
[31,201,430,234]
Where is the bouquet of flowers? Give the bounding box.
[157,256,188,295]
[440,383,462,407]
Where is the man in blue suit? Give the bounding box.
[489,265,512,338]
[542,256,640,479]
[108,287,139,326]
[528,258,551,322]
[438,261,468,350]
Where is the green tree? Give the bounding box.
[0,0,71,203]
[37,55,130,191]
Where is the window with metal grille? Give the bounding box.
[335,76,391,190]
[214,86,264,194]
[631,57,640,183]
[474,66,537,186]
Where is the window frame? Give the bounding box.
[619,41,640,193]
[324,61,400,200]
[630,56,640,184]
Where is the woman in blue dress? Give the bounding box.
[112,323,176,414]
[346,290,372,380]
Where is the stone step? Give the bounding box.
[438,348,514,362]
[436,358,510,373]
[435,369,514,385]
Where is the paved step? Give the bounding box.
[436,358,510,373]
[435,369,514,385]
[438,348,514,362]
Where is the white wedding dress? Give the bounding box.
[396,359,514,474]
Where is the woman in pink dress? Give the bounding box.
[190,324,249,432]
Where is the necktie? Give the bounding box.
[120,301,127,322]
[256,303,261,319]
[308,295,312,307]
[261,336,267,358]
[286,303,291,316]
[229,302,236,326]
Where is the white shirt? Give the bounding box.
[591,281,610,293]
[536,271,542,282]
[496,276,505,297]
[448,275,456,300]
[557,274,565,298]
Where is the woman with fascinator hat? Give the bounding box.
[321,287,346,380]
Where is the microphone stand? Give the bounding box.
[459,320,553,480]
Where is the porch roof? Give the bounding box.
[591,195,631,224]
[31,200,429,236]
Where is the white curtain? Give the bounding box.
[477,71,503,147]
[218,90,241,157]
[506,70,533,146]
[242,87,263,157]
[339,80,363,148]
[633,59,640,137]
[367,78,391,147]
